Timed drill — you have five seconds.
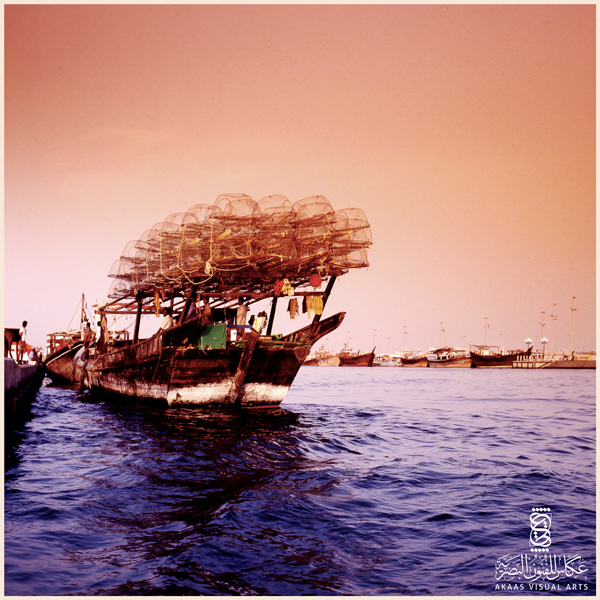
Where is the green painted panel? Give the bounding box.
[199,324,227,349]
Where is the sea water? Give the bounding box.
[4,367,595,595]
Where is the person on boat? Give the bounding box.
[96,313,109,354]
[72,322,95,380]
[185,300,198,322]
[17,321,27,364]
[160,307,174,330]
[83,321,94,350]
[200,299,213,326]
[253,311,267,333]
[75,321,95,363]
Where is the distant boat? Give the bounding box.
[303,349,341,366]
[304,346,375,366]
[469,345,532,368]
[316,354,342,366]
[427,347,471,368]
[400,354,428,367]
[339,347,375,367]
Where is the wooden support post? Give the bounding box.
[266,297,278,336]
[133,301,143,344]
[230,328,260,405]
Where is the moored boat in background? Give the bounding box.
[339,347,375,367]
[303,342,342,366]
[426,347,471,368]
[469,345,532,368]
[45,294,89,384]
[400,353,428,367]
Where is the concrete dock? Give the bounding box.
[4,357,46,423]
[513,358,596,369]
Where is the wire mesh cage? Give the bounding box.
[108,194,372,299]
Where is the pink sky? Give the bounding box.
[4,4,596,355]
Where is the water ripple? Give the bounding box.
[4,369,596,595]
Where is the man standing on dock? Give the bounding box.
[17,321,27,364]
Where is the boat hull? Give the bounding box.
[45,342,85,384]
[400,357,428,367]
[339,351,375,367]
[302,355,340,366]
[87,345,306,407]
[427,357,472,368]
[85,313,344,408]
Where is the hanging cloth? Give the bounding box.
[306,295,314,317]
[281,278,294,296]
[313,296,323,316]
[288,298,299,320]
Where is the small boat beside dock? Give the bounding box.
[45,293,89,385]
[45,294,130,386]
[45,331,84,384]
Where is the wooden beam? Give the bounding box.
[133,300,143,344]
[266,297,277,335]
[229,329,260,405]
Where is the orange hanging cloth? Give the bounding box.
[313,296,323,316]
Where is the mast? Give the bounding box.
[570,296,576,356]
[80,293,85,337]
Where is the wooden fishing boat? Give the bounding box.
[45,294,89,384]
[469,345,532,368]
[339,347,375,367]
[303,343,342,366]
[400,355,428,367]
[45,294,129,385]
[45,333,85,384]
[426,347,471,368]
[84,194,372,408]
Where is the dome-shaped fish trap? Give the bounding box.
[108,194,372,299]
